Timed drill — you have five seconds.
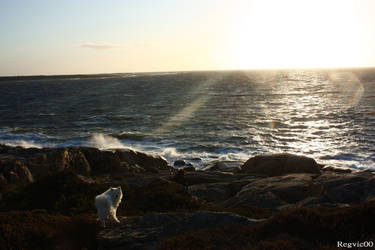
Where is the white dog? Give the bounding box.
[95,186,123,227]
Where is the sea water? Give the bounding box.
[0,69,374,170]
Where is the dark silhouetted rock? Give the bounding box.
[123,177,200,215]
[0,170,103,214]
[156,200,375,250]
[316,172,375,204]
[203,161,241,172]
[183,166,195,172]
[222,174,316,209]
[170,169,187,186]
[174,160,186,166]
[115,149,170,173]
[0,173,6,186]
[97,212,263,250]
[322,166,352,173]
[0,145,171,185]
[0,210,99,250]
[240,153,321,176]
[182,171,242,186]
[189,179,253,204]
[0,158,33,185]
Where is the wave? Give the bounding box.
[159,147,196,165]
[114,131,148,140]
[0,139,43,149]
[1,131,373,172]
[85,133,129,150]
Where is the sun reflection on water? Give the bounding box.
[246,70,366,168]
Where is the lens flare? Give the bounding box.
[260,103,276,129]
[328,72,364,108]
[154,76,223,135]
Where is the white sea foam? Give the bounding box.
[218,152,249,162]
[0,140,43,149]
[86,133,128,150]
[160,147,186,164]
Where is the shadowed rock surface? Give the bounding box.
[97,212,263,250]
[189,171,375,210]
[156,201,375,250]
[0,145,172,187]
[1,145,375,249]
[0,157,34,185]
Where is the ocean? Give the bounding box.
[0,69,374,171]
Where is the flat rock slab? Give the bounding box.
[222,174,316,208]
[97,212,263,250]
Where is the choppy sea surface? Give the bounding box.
[0,69,375,170]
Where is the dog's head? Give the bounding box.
[108,186,123,204]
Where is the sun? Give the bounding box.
[223,0,363,69]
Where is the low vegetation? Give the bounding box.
[157,200,375,250]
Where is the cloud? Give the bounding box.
[79,42,125,50]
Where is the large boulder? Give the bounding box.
[240,153,321,176]
[61,149,91,175]
[222,174,316,209]
[7,147,92,179]
[189,179,255,204]
[0,157,34,185]
[0,170,102,214]
[97,212,263,250]
[0,145,171,184]
[79,148,127,175]
[114,149,170,173]
[316,171,375,204]
[219,171,375,210]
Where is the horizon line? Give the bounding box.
[1,65,375,78]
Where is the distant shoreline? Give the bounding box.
[0,73,140,82]
[1,67,375,82]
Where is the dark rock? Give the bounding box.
[170,169,187,186]
[81,148,126,175]
[115,149,170,173]
[65,149,91,175]
[174,160,186,166]
[156,200,375,250]
[123,177,200,214]
[0,145,171,185]
[182,171,242,186]
[322,166,352,173]
[97,212,263,250]
[222,174,317,209]
[0,158,33,185]
[0,170,104,214]
[316,172,374,204]
[2,144,375,214]
[0,173,7,186]
[189,179,253,204]
[240,153,321,176]
[297,197,350,209]
[183,166,195,172]
[203,161,226,171]
[0,210,99,250]
[217,171,375,210]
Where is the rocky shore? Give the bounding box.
[1,144,375,249]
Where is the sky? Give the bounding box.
[1,0,375,76]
